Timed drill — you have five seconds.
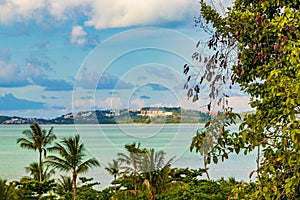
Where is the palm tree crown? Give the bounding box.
[139,148,175,198]
[105,159,121,193]
[46,134,100,200]
[117,143,146,192]
[17,122,56,182]
[190,130,213,180]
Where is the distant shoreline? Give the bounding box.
[0,122,207,126]
[0,107,213,125]
[1,107,249,125]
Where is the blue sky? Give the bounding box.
[0,0,249,118]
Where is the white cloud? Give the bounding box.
[0,0,234,27]
[0,0,90,24]
[0,0,46,24]
[85,0,197,29]
[0,61,28,86]
[0,0,201,29]
[70,25,88,46]
[47,0,91,21]
[23,63,43,79]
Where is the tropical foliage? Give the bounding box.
[5,125,239,200]
[105,159,121,193]
[17,123,56,182]
[24,162,55,181]
[184,0,300,199]
[45,134,100,200]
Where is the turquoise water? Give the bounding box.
[0,124,256,189]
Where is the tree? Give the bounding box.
[0,179,18,200]
[77,177,101,199]
[186,0,300,199]
[105,159,121,193]
[17,122,56,182]
[190,130,212,180]
[45,134,100,200]
[24,162,55,181]
[117,143,147,192]
[139,148,175,199]
[56,175,73,197]
[15,178,56,199]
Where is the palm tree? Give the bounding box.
[25,162,55,181]
[56,175,73,196]
[117,143,146,192]
[17,122,56,182]
[190,130,213,180]
[45,134,100,200]
[139,148,175,199]
[105,159,121,193]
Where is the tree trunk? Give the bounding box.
[39,150,43,182]
[203,155,210,180]
[114,175,117,193]
[133,170,137,192]
[256,145,261,181]
[73,171,77,200]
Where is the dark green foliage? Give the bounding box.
[0,179,19,200]
[15,179,56,199]
[106,178,237,200]
[116,143,176,199]
[169,168,205,184]
[153,178,237,200]
[75,177,101,200]
[186,0,300,199]
[55,176,73,197]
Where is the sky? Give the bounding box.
[0,0,250,119]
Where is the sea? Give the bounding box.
[0,124,256,189]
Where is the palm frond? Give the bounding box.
[77,158,100,174]
[45,155,72,172]
[17,138,36,150]
[21,130,35,139]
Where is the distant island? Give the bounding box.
[0,107,212,124]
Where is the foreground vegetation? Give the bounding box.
[0,176,238,200]
[0,123,241,199]
[183,0,299,199]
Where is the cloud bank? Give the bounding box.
[0,60,73,91]
[0,0,198,29]
[77,71,134,90]
[85,0,196,29]
[0,93,45,110]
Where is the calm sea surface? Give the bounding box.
[0,124,256,189]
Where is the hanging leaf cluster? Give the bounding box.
[183,25,238,111]
[190,0,300,199]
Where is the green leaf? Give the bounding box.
[213,156,218,164]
